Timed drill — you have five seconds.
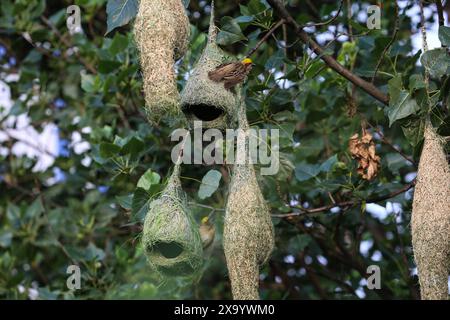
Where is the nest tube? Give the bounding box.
[142,163,203,277]
[223,93,275,299]
[411,121,450,300]
[180,1,237,129]
[133,0,190,122]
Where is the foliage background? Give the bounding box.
[0,0,449,299]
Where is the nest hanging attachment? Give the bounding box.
[411,121,450,300]
[134,0,190,122]
[142,164,203,277]
[181,2,237,130]
[223,95,275,300]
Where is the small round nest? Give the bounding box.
[181,2,237,130]
[142,164,203,277]
[223,96,275,299]
[411,121,450,300]
[134,0,190,122]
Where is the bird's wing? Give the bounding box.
[208,63,236,82]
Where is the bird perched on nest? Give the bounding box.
[199,216,215,250]
[208,58,253,90]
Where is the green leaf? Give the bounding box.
[105,0,138,35]
[408,74,426,92]
[98,60,122,74]
[81,73,101,93]
[6,204,21,229]
[247,0,268,14]
[401,117,425,147]
[137,169,161,191]
[99,142,121,158]
[275,153,295,180]
[0,231,13,248]
[288,234,312,252]
[319,154,338,173]
[387,91,420,126]
[270,90,292,106]
[420,48,450,79]
[37,288,58,300]
[438,25,450,46]
[131,188,152,221]
[235,15,254,23]
[386,153,406,174]
[216,16,246,46]
[388,75,402,102]
[295,163,320,181]
[30,0,46,19]
[198,170,222,200]
[296,135,324,158]
[109,33,129,55]
[25,199,44,220]
[305,60,325,78]
[85,243,106,261]
[120,136,145,156]
[116,194,133,210]
[49,9,66,25]
[265,49,285,70]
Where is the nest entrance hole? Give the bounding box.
[150,241,184,259]
[183,103,224,121]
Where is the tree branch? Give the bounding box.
[266,0,389,105]
[435,0,445,28]
[365,120,416,166]
[272,180,415,217]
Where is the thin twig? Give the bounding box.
[246,19,285,58]
[272,180,415,217]
[420,0,433,115]
[188,202,225,212]
[266,0,389,105]
[365,120,416,165]
[346,0,353,42]
[371,1,399,84]
[301,0,344,28]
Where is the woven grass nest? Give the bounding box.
[223,95,275,299]
[411,121,450,300]
[181,2,237,130]
[142,164,203,277]
[134,0,190,122]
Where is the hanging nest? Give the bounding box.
[181,2,237,130]
[411,121,450,300]
[142,164,203,277]
[133,0,190,122]
[223,96,275,299]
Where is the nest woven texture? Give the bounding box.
[142,164,203,277]
[181,3,236,129]
[134,0,190,121]
[411,121,450,300]
[223,96,275,299]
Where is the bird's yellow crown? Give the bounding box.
[242,58,253,65]
[201,216,209,224]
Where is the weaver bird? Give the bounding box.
[208,58,253,90]
[199,216,215,250]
